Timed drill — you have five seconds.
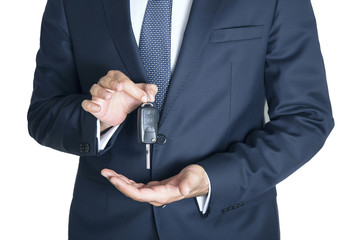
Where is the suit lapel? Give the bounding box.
[102,0,225,125]
[160,0,225,126]
[102,0,147,83]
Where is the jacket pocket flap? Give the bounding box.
[210,25,264,43]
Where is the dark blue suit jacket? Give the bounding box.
[28,0,334,239]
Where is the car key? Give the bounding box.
[137,102,159,169]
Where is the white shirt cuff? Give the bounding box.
[196,172,211,214]
[96,120,120,151]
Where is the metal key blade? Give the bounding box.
[146,144,151,169]
[137,102,158,170]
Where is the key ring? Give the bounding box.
[141,102,154,107]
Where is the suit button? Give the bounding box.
[156,134,167,145]
[80,144,90,153]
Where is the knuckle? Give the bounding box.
[119,75,130,83]
[81,100,89,110]
[115,70,125,77]
[114,80,123,90]
[107,70,116,76]
[98,75,108,83]
[118,73,131,83]
[90,84,97,93]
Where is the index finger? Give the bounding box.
[99,71,148,102]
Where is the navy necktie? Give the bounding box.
[139,0,173,112]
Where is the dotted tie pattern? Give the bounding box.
[139,0,173,112]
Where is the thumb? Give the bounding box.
[179,172,198,197]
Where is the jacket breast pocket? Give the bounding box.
[210,25,264,43]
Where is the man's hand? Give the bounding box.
[101,164,209,207]
[82,70,158,132]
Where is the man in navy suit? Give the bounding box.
[28,0,334,239]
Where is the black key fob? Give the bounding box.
[137,103,159,144]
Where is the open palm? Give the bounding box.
[101,164,209,207]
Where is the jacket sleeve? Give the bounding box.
[198,0,334,217]
[27,0,121,156]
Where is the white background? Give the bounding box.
[0,0,359,239]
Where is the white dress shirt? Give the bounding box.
[97,0,210,214]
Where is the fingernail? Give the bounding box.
[101,171,109,179]
[92,105,100,111]
[141,95,148,102]
[114,82,122,91]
